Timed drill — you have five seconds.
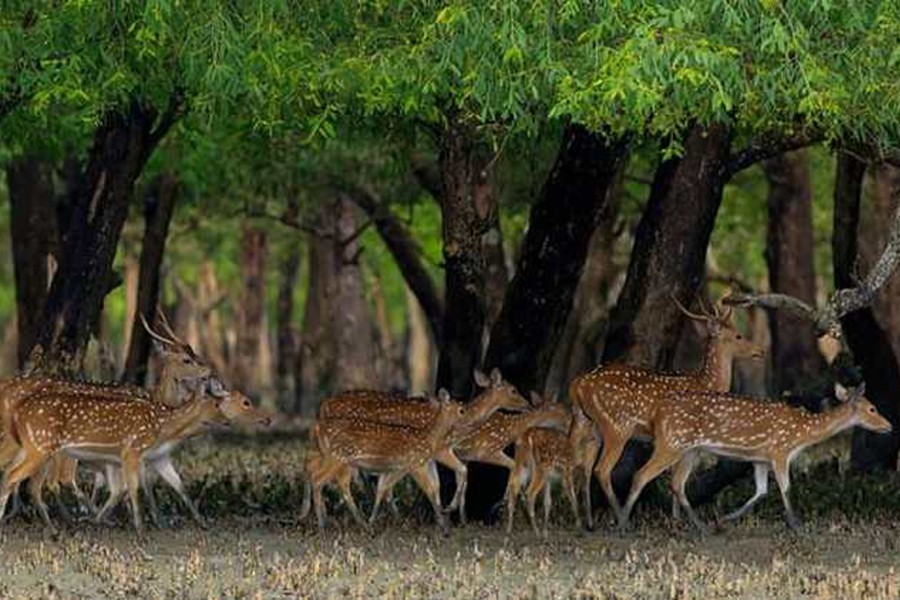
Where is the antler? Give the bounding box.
[671,292,710,322]
[155,306,186,346]
[140,313,177,346]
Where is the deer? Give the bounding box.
[505,404,596,537]
[617,383,891,531]
[570,291,765,529]
[0,381,269,532]
[0,313,214,521]
[315,369,532,517]
[304,391,466,532]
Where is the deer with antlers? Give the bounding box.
[305,390,466,532]
[314,369,532,519]
[571,291,765,528]
[0,312,214,522]
[505,404,596,536]
[617,383,891,530]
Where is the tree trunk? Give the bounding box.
[276,232,302,414]
[833,153,900,471]
[862,166,900,360]
[763,150,824,393]
[332,196,379,390]
[234,221,269,398]
[6,156,57,369]
[31,100,176,373]
[436,119,495,398]
[482,212,508,330]
[406,286,435,395]
[603,124,732,368]
[122,173,179,384]
[298,207,338,415]
[485,125,628,393]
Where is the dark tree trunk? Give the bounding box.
[347,186,444,345]
[298,210,337,416]
[332,195,379,390]
[122,172,179,384]
[603,124,732,368]
[31,99,176,374]
[485,125,628,393]
[763,150,824,393]
[435,119,495,398]
[276,219,302,413]
[6,156,57,368]
[234,221,269,397]
[482,211,508,329]
[833,153,900,471]
[862,166,900,360]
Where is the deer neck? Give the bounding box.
[150,363,182,406]
[517,410,564,437]
[158,398,217,443]
[698,336,732,392]
[799,403,857,448]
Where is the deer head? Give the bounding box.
[473,368,531,412]
[835,382,892,434]
[141,311,214,389]
[673,290,765,362]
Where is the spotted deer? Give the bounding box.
[0,313,214,520]
[505,404,596,536]
[315,369,531,516]
[304,391,466,532]
[618,383,891,530]
[0,384,269,532]
[570,292,764,528]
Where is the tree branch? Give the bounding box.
[410,155,444,203]
[725,130,823,177]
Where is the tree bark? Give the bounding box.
[332,196,379,390]
[30,98,178,373]
[6,156,57,369]
[276,231,302,414]
[234,221,269,397]
[603,124,732,368]
[122,173,179,384]
[763,150,824,393]
[298,210,337,416]
[435,119,495,398]
[833,153,900,471]
[485,125,628,393]
[862,166,900,360]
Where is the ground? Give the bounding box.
[1,435,899,599]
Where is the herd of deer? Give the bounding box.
[0,292,891,537]
[303,292,892,536]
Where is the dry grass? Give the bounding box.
[1,434,900,599]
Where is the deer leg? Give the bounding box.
[410,462,447,534]
[562,469,581,531]
[593,432,628,524]
[541,477,553,538]
[122,452,144,533]
[435,448,467,514]
[580,436,600,530]
[471,452,516,522]
[335,466,366,528]
[139,466,162,528]
[669,450,708,532]
[505,456,530,535]
[95,466,126,526]
[620,447,680,530]
[523,468,545,537]
[370,472,404,526]
[0,449,49,525]
[28,464,55,527]
[151,457,202,528]
[773,459,800,530]
[723,463,769,522]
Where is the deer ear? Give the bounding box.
[529,391,543,406]
[437,388,451,403]
[473,370,490,388]
[855,382,866,399]
[834,382,850,403]
[490,368,502,387]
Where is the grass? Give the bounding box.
[1,434,900,599]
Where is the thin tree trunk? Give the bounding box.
[332,196,379,390]
[234,221,269,397]
[482,213,507,329]
[123,173,179,384]
[406,286,434,395]
[121,256,139,366]
[276,231,302,414]
[603,124,732,368]
[30,98,179,373]
[833,153,900,471]
[298,209,338,415]
[485,125,628,394]
[6,156,56,368]
[763,150,824,393]
[863,165,900,360]
[436,119,495,398]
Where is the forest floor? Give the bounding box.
[1,435,899,599]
